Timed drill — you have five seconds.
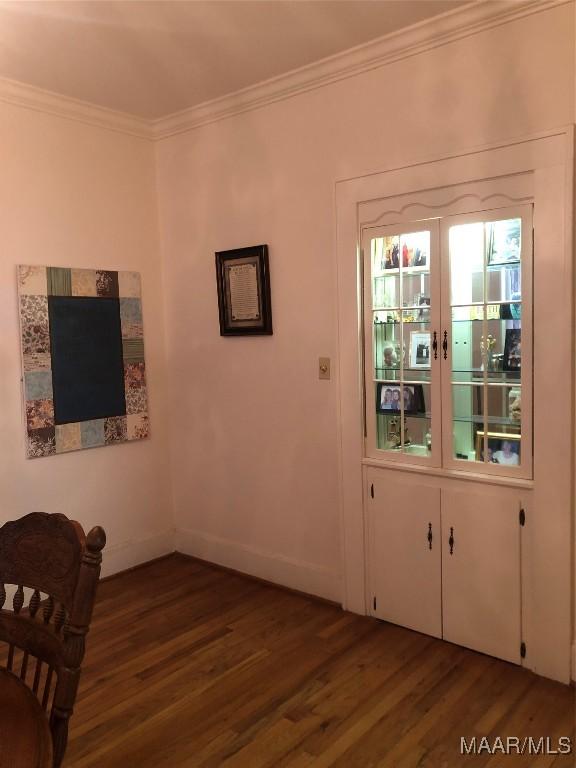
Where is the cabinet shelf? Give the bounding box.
[453,415,521,427]
[376,412,432,420]
[452,372,521,383]
[451,317,521,323]
[487,259,520,270]
[458,260,521,274]
[373,268,430,277]
[373,307,431,314]
[373,319,430,325]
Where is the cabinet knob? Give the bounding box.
[427,522,433,549]
[449,526,455,555]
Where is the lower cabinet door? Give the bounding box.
[441,488,521,664]
[368,474,442,638]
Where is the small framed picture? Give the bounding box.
[383,236,400,271]
[409,331,431,369]
[475,431,521,465]
[503,328,521,371]
[376,383,425,415]
[486,218,521,265]
[417,295,430,320]
[381,341,402,369]
[215,245,272,336]
[401,231,429,271]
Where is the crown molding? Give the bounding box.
[152,0,571,140]
[0,0,569,142]
[0,76,152,140]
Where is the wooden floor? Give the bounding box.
[65,554,575,767]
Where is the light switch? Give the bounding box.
[318,357,331,380]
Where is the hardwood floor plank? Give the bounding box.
[61,554,574,767]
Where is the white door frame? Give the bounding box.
[334,127,574,683]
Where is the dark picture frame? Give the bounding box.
[215,244,273,336]
[503,328,521,371]
[376,383,425,415]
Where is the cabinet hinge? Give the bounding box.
[520,642,526,658]
[373,596,377,611]
[370,483,374,499]
[519,508,526,526]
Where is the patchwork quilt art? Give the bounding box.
[18,265,149,458]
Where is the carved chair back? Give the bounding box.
[0,513,106,768]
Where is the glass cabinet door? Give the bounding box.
[440,206,532,478]
[363,222,441,465]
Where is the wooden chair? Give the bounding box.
[0,512,105,768]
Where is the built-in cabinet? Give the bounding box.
[366,469,525,664]
[336,130,573,682]
[362,197,533,665]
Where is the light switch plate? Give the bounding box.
[318,357,331,380]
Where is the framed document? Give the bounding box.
[409,331,431,369]
[215,245,273,336]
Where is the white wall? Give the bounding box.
[156,3,574,603]
[0,103,173,575]
[0,2,572,641]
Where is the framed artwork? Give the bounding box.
[416,295,430,320]
[475,431,521,465]
[215,245,272,336]
[503,328,521,371]
[382,235,400,271]
[17,265,149,458]
[400,231,429,271]
[376,383,425,415]
[409,331,431,368]
[486,218,521,265]
[380,340,402,370]
[379,231,429,273]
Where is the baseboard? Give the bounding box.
[175,527,341,604]
[101,529,175,578]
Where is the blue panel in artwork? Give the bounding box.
[24,371,53,400]
[80,419,106,448]
[48,296,126,425]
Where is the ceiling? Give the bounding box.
[0,1,471,120]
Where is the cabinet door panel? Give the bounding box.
[363,221,442,466]
[442,488,521,663]
[368,475,441,638]
[439,205,532,480]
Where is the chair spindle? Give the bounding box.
[19,590,42,682]
[54,604,66,634]
[29,589,41,618]
[32,657,43,694]
[20,650,29,681]
[13,585,24,614]
[7,642,14,671]
[43,595,54,624]
[42,667,54,710]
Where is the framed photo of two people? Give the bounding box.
[376,383,425,415]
